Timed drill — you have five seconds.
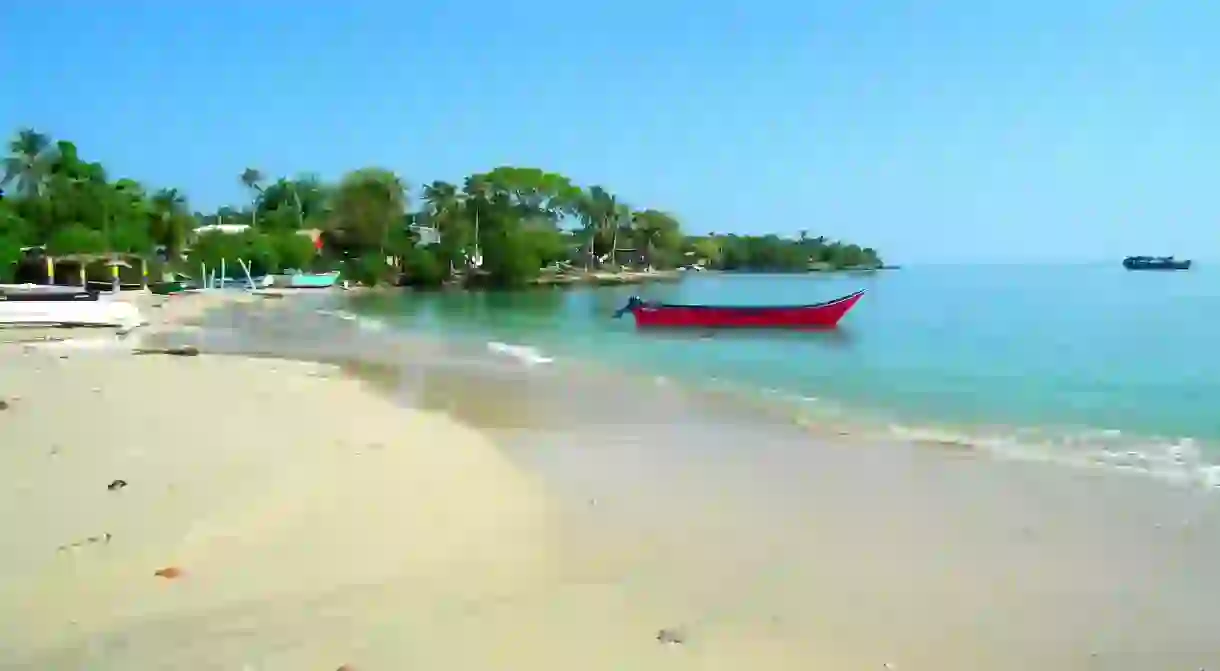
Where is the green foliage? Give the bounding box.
[241,232,280,276]
[343,253,395,286]
[272,231,319,271]
[0,198,31,244]
[188,229,319,276]
[189,231,245,272]
[481,226,541,288]
[46,223,106,255]
[400,245,446,288]
[2,126,883,287]
[695,234,883,272]
[330,168,408,251]
[521,227,570,267]
[630,209,683,268]
[0,236,21,282]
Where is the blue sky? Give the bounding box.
[2,1,1217,262]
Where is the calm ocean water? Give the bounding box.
[328,264,1220,487]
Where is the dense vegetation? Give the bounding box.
[0,127,882,287]
[688,233,882,273]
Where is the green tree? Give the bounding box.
[630,209,682,268]
[148,187,189,256]
[256,175,328,231]
[422,180,467,272]
[271,231,319,271]
[400,244,446,287]
[329,167,408,256]
[46,223,106,255]
[1,125,883,287]
[2,129,54,198]
[688,236,722,267]
[240,167,264,228]
[480,224,540,288]
[574,185,618,268]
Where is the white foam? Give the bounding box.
[882,421,1220,490]
[486,341,554,366]
[356,318,386,332]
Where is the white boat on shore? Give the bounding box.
[0,283,94,297]
[0,287,144,329]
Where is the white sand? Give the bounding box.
[0,346,566,668]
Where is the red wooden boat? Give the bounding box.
[614,290,864,329]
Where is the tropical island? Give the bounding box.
[1,128,883,289]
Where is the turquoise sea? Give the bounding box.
[333,264,1220,488]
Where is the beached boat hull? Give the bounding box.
[269,271,341,289]
[0,285,100,302]
[0,293,143,328]
[149,280,188,295]
[615,290,865,329]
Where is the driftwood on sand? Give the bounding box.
[131,345,200,357]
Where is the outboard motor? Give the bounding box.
[613,296,645,318]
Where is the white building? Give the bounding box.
[193,223,251,235]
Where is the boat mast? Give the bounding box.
[471,208,483,268]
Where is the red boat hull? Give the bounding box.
[624,290,864,329]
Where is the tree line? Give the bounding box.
[689,233,882,273]
[1,127,882,288]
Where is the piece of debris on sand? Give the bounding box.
[57,533,112,552]
[132,345,200,357]
[656,628,686,645]
[153,566,184,579]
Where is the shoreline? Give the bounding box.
[3,291,1220,668]
[297,295,1220,493]
[530,268,684,287]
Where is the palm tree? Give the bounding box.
[240,167,264,227]
[150,188,189,256]
[2,129,55,198]
[422,180,464,270]
[631,209,681,269]
[462,176,493,268]
[582,186,619,268]
[610,202,632,269]
[422,180,461,235]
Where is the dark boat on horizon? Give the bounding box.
[1122,256,1192,271]
[614,290,865,329]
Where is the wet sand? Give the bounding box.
[1,293,1218,669]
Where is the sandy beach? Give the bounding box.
[0,293,558,668]
[2,292,1219,669]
